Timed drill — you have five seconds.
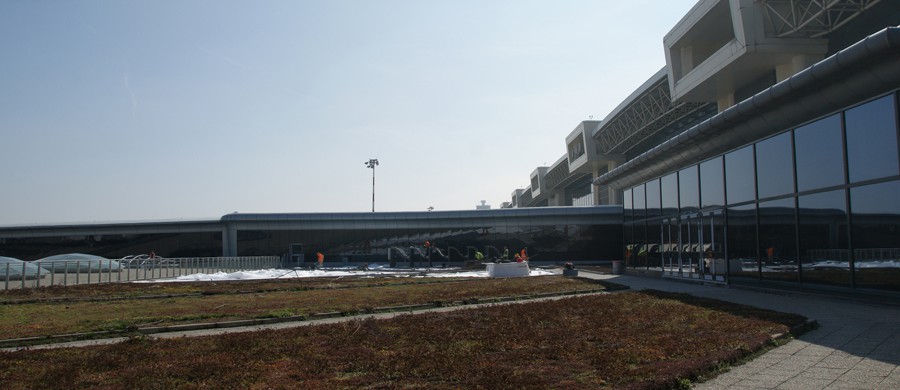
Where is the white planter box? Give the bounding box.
[487,262,530,278]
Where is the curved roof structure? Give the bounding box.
[0,256,48,279]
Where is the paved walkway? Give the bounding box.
[577,271,900,390]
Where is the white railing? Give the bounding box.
[2,256,281,291]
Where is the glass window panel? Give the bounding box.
[795,114,844,192]
[661,172,679,216]
[679,166,699,213]
[756,132,794,199]
[701,210,726,281]
[798,190,849,288]
[632,222,646,269]
[623,188,633,220]
[645,220,662,270]
[646,179,661,217]
[624,222,634,267]
[846,94,900,183]
[661,218,679,275]
[726,145,756,205]
[758,197,798,282]
[700,157,724,209]
[680,213,701,277]
[727,204,757,279]
[633,185,646,220]
[850,180,900,292]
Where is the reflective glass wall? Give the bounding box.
[623,91,900,293]
[236,222,620,267]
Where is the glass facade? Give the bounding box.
[700,157,724,209]
[1,211,623,268]
[0,232,222,261]
[623,91,900,293]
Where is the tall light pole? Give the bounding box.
[365,158,379,212]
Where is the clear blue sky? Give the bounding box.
[0,0,698,225]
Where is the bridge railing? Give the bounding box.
[2,256,281,291]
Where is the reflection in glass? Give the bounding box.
[756,132,794,199]
[726,146,756,205]
[680,214,700,277]
[679,166,699,213]
[851,180,900,292]
[700,157,724,209]
[624,223,634,268]
[646,179,661,218]
[758,197,798,282]
[701,210,726,281]
[662,218,679,275]
[798,190,849,288]
[846,94,899,183]
[633,222,647,269]
[661,173,678,216]
[646,220,662,271]
[727,204,757,279]
[795,114,844,192]
[633,185,646,221]
[623,188,633,216]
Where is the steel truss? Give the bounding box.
[595,78,712,155]
[759,0,881,38]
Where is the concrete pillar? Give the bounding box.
[717,92,735,112]
[222,225,237,257]
[548,190,566,207]
[776,54,823,82]
[606,160,620,205]
[592,168,602,206]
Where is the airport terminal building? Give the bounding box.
[1,0,898,296]
[504,0,900,295]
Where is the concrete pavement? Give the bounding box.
[577,270,900,389]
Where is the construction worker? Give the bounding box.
[316,251,324,269]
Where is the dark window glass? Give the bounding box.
[624,222,634,266]
[700,157,724,209]
[756,132,794,199]
[633,185,646,220]
[850,180,900,292]
[726,145,756,205]
[798,190,849,288]
[645,220,662,270]
[679,166,699,213]
[795,114,844,192]
[623,188,633,219]
[701,210,726,281]
[758,197,797,282]
[680,213,701,277]
[661,218,679,275]
[727,204,757,279]
[661,173,678,216]
[646,179,661,217]
[846,94,899,183]
[632,221,646,269]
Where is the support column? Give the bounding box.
[548,190,566,206]
[222,225,238,257]
[717,92,735,112]
[776,54,823,82]
[606,160,620,205]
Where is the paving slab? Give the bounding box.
[577,270,900,389]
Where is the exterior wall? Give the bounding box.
[0,208,624,265]
[623,91,900,295]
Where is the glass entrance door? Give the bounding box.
[680,214,700,277]
[701,210,726,282]
[662,218,679,276]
